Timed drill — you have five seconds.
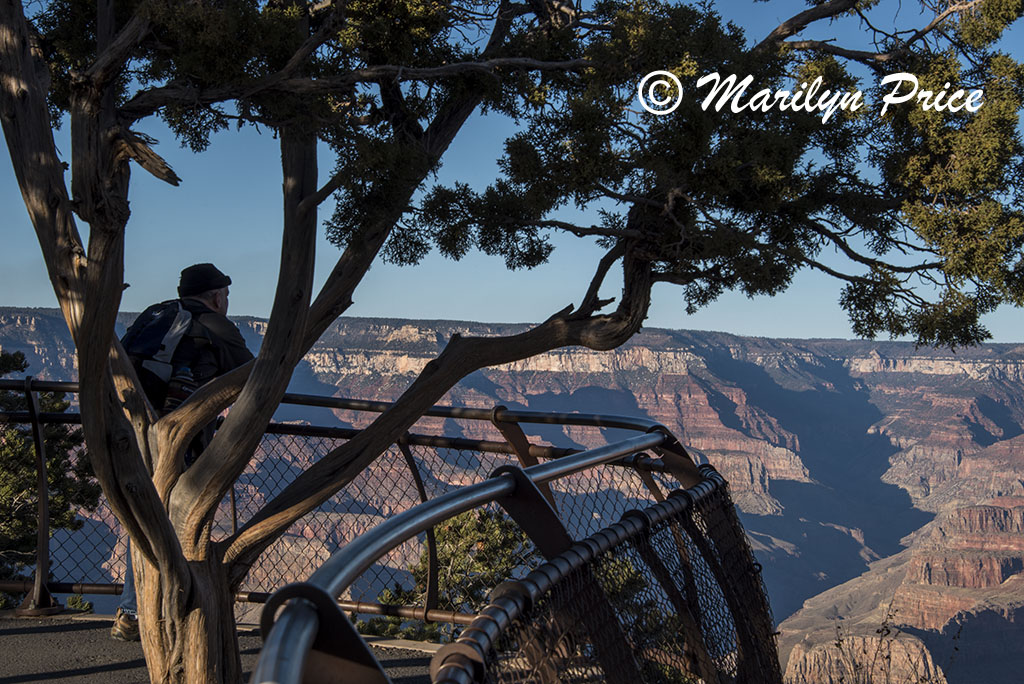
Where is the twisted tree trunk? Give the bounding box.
[135,547,242,683]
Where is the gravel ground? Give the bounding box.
[0,612,432,683]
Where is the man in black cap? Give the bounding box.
[112,263,254,641]
[174,262,254,387]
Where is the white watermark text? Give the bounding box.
[637,71,984,121]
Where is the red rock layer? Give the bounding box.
[889,501,1024,630]
[785,634,947,684]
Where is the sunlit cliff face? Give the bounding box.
[5,308,1024,682]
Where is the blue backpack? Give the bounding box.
[121,300,193,404]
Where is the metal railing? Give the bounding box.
[1,378,780,682]
[252,451,781,684]
[0,379,690,622]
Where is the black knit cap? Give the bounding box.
[178,263,231,298]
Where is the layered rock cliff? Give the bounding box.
[4,308,1024,682]
[780,498,1024,683]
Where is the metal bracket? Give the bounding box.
[647,426,703,488]
[261,582,390,684]
[491,405,558,510]
[630,451,668,502]
[490,465,573,559]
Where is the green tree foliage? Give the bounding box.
[413,2,1024,348]
[65,593,94,612]
[0,351,101,608]
[27,1,1024,350]
[358,508,539,641]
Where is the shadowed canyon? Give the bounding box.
[3,308,1023,682]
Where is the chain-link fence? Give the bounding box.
[1,383,682,628]
[435,468,782,684]
[5,380,781,684]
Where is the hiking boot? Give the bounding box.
[110,607,140,642]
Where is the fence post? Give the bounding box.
[15,376,63,616]
[398,436,439,614]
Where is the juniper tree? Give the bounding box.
[2,0,1023,681]
[360,508,539,641]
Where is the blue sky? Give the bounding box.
[2,1,1023,342]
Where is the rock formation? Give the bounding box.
[3,308,1024,682]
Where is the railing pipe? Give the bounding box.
[254,598,319,684]
[0,379,80,393]
[0,381,665,434]
[524,433,664,485]
[496,408,661,431]
[260,391,664,432]
[235,591,477,624]
[0,580,123,595]
[0,411,82,424]
[257,431,669,684]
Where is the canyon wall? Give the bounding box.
[3,308,1024,682]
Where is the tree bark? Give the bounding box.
[2,3,241,681]
[0,0,87,334]
[133,540,242,683]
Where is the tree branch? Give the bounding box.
[119,57,587,123]
[755,0,857,52]
[576,242,625,317]
[802,219,944,274]
[782,0,985,66]
[86,14,149,89]
[298,170,346,214]
[171,126,319,555]
[113,128,181,186]
[281,1,342,74]
[526,218,642,239]
[0,0,88,334]
[2,0,183,573]
[783,40,898,65]
[301,0,526,348]
[152,361,252,502]
[220,248,656,581]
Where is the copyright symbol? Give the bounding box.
[638,71,683,115]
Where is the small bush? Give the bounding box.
[66,594,93,613]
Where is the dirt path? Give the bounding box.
[0,613,432,683]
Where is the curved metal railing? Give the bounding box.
[0,379,691,618]
[252,431,675,684]
[253,463,782,684]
